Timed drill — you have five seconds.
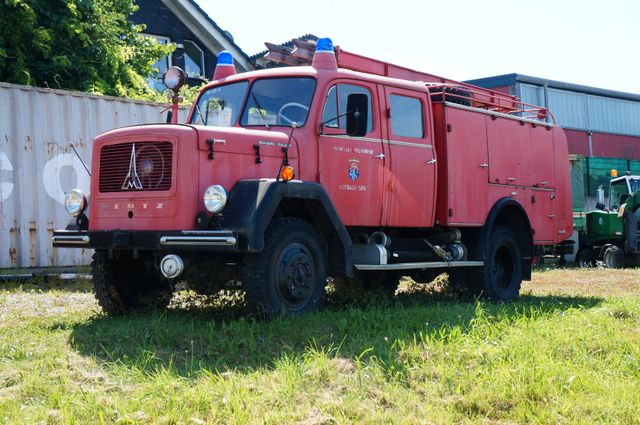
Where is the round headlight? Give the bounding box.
[163,66,187,91]
[64,189,87,216]
[204,185,227,213]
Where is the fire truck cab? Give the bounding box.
[53,38,572,316]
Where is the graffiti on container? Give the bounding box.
[42,153,91,204]
[0,151,90,205]
[0,151,13,201]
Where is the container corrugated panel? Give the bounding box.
[0,82,189,269]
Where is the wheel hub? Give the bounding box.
[277,243,316,307]
[493,246,513,290]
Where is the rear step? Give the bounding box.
[355,261,484,271]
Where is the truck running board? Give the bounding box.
[355,261,484,271]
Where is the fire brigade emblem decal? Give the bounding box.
[122,143,143,190]
[348,159,360,181]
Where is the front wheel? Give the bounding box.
[476,226,523,301]
[91,250,173,315]
[242,218,327,317]
[602,245,624,269]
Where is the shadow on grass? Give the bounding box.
[0,277,93,293]
[68,286,605,376]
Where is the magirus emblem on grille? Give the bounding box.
[122,143,143,190]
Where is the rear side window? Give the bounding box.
[322,84,373,133]
[389,94,423,138]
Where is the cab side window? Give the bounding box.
[389,94,423,138]
[322,84,373,133]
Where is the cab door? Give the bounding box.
[318,81,385,226]
[381,86,435,227]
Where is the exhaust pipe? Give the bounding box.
[160,254,184,279]
[370,231,391,247]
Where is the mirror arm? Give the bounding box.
[318,110,352,135]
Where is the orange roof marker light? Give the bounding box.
[212,50,236,80]
[611,169,618,178]
[311,37,337,70]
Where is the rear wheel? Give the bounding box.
[603,245,624,269]
[476,226,522,301]
[242,218,327,317]
[92,250,173,315]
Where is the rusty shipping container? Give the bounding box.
[0,82,188,269]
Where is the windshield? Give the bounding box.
[240,77,316,127]
[630,178,640,193]
[609,180,630,210]
[191,81,248,126]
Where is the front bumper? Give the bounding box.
[52,230,238,251]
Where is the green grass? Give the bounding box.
[0,269,639,424]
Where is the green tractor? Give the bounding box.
[575,173,640,268]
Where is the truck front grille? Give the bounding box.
[99,141,173,192]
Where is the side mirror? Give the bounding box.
[346,93,368,137]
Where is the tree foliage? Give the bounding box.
[0,0,174,99]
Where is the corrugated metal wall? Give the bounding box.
[519,83,640,137]
[0,82,188,269]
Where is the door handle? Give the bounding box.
[480,163,489,168]
[373,153,385,159]
[426,158,437,165]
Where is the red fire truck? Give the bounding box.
[53,38,572,316]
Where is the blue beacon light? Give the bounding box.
[213,50,236,80]
[315,38,334,53]
[217,50,234,65]
[312,37,337,70]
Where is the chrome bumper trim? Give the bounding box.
[159,235,237,246]
[355,261,484,271]
[52,235,90,245]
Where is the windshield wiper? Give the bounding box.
[194,103,206,125]
[250,92,270,129]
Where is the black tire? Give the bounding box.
[575,248,596,268]
[92,250,173,315]
[476,226,522,301]
[448,268,483,297]
[242,218,327,317]
[603,245,624,269]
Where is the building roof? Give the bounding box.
[466,73,640,103]
[249,34,319,66]
[161,0,252,72]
